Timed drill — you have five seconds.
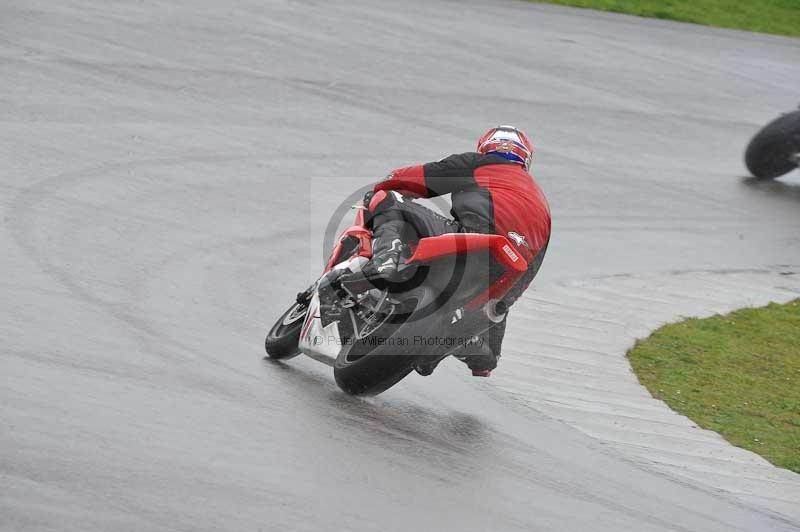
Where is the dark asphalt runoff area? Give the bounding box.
[2,0,800,530]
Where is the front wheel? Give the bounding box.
[264,301,308,359]
[745,110,800,179]
[334,286,441,396]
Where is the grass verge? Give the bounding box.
[531,0,800,38]
[628,299,800,473]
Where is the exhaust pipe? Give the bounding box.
[483,298,508,323]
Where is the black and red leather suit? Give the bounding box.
[365,152,551,363]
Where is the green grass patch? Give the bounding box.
[628,299,800,473]
[532,0,800,38]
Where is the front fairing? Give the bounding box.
[298,256,367,365]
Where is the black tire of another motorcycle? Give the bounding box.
[264,301,308,360]
[334,286,440,396]
[745,110,800,179]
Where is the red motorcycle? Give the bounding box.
[264,194,527,396]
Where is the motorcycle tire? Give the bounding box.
[745,110,800,179]
[264,301,308,360]
[334,286,441,396]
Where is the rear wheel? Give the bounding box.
[334,287,441,396]
[264,301,308,359]
[745,110,800,179]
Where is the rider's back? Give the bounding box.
[378,152,551,262]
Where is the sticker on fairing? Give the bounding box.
[507,231,529,249]
[502,244,519,262]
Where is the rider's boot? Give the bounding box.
[362,237,404,279]
[339,219,407,288]
[455,342,499,377]
[363,218,406,279]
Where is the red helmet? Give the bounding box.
[477,125,534,170]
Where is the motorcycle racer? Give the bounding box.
[351,125,551,377]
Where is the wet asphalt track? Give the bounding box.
[2,1,800,530]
